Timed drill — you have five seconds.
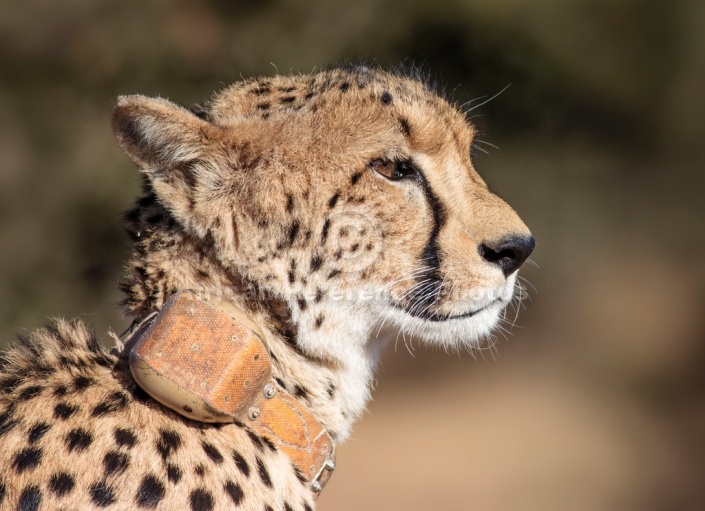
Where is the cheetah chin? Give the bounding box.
[0,66,533,511]
[379,272,519,348]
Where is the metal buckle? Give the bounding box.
[311,456,336,493]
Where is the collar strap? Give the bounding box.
[127,291,335,495]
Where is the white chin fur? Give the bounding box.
[375,302,502,349]
[374,274,518,350]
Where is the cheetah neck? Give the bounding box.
[121,206,377,442]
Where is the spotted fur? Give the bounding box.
[0,66,533,510]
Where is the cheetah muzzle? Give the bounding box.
[0,66,534,511]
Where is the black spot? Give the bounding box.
[321,219,330,241]
[27,422,51,444]
[0,481,4,506]
[328,192,340,208]
[351,243,359,252]
[314,315,325,329]
[252,85,270,95]
[12,447,43,473]
[327,269,341,279]
[166,463,182,484]
[17,485,42,511]
[274,377,287,389]
[257,102,270,110]
[297,297,308,311]
[73,375,94,391]
[136,474,165,508]
[399,117,412,137]
[189,488,214,511]
[189,106,210,121]
[256,457,273,488]
[53,384,67,396]
[0,409,17,437]
[124,207,141,227]
[49,472,75,497]
[293,384,309,399]
[103,450,130,476]
[281,96,296,104]
[351,172,363,185]
[0,375,21,394]
[310,255,323,273]
[54,402,78,420]
[224,481,244,505]
[91,391,130,417]
[246,430,264,451]
[138,193,156,207]
[314,289,324,302]
[285,504,295,511]
[288,259,297,284]
[36,364,55,377]
[288,221,300,245]
[294,466,307,485]
[114,427,137,448]
[156,429,182,461]
[130,383,151,402]
[146,213,163,224]
[65,428,93,452]
[327,381,336,398]
[89,480,116,507]
[381,91,393,105]
[304,503,314,511]
[194,464,206,477]
[261,436,278,451]
[201,442,224,464]
[339,82,350,92]
[17,385,43,401]
[232,450,251,477]
[265,506,274,511]
[286,194,294,212]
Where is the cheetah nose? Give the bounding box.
[480,235,535,277]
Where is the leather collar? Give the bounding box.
[125,291,335,494]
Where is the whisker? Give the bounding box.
[464,84,511,114]
[458,94,489,110]
[472,144,490,155]
[474,139,499,150]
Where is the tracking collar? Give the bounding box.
[125,291,335,494]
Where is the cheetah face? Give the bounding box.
[113,67,533,359]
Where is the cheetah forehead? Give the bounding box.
[203,67,474,145]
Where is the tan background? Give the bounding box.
[1,1,704,509]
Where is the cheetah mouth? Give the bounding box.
[391,299,499,322]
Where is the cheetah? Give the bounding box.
[0,66,534,510]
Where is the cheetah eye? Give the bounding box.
[370,158,419,181]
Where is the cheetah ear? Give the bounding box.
[112,95,236,244]
[112,95,217,171]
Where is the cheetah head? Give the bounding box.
[113,67,534,368]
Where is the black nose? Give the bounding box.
[480,236,535,277]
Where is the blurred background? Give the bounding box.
[1,0,704,509]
